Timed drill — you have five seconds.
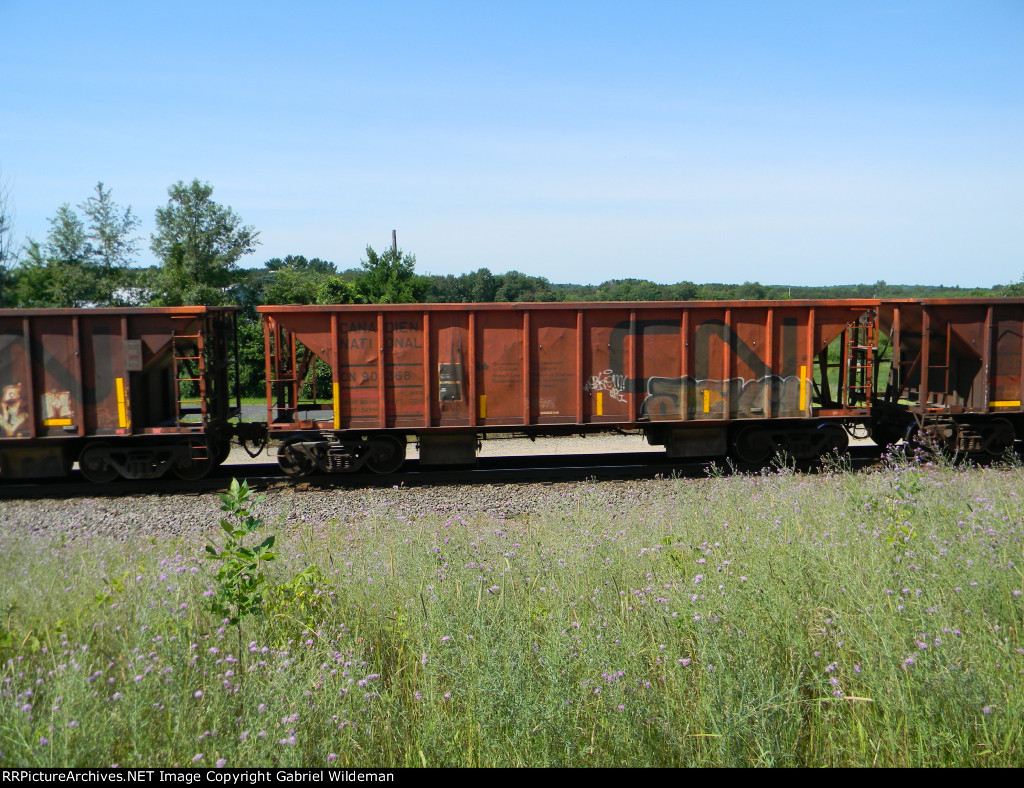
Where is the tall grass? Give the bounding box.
[1,456,1022,766]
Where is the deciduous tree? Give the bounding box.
[16,205,95,307]
[150,179,260,306]
[79,181,140,302]
[353,245,428,304]
[9,183,140,307]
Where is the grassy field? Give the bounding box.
[1,453,1022,767]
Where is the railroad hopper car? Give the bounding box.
[873,299,1024,454]
[0,306,240,480]
[260,298,979,475]
[3,298,1021,482]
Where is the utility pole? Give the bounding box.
[392,230,397,255]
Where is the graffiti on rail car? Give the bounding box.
[43,389,73,421]
[591,316,808,418]
[1,384,27,436]
[641,374,809,419]
[584,369,629,403]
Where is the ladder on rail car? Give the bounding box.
[170,319,209,435]
[844,320,876,407]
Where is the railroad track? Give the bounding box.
[0,445,885,499]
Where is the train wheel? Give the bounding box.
[213,438,232,466]
[733,427,775,464]
[870,423,903,450]
[984,418,1015,456]
[278,438,316,477]
[79,442,119,483]
[817,424,849,456]
[172,440,213,480]
[366,435,406,474]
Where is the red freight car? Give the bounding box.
[5,298,1020,482]
[874,299,1024,454]
[259,299,900,474]
[0,306,239,480]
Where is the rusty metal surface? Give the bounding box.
[876,299,1024,415]
[260,301,882,433]
[0,307,238,447]
[0,306,240,316]
[258,298,883,313]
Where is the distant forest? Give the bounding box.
[5,179,1020,397]
[421,271,1015,303]
[2,179,1020,314]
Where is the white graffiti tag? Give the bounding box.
[584,369,628,403]
[44,389,72,420]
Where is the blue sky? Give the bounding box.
[2,1,1022,287]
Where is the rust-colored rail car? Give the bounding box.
[875,298,1024,454]
[0,306,239,480]
[259,300,888,473]
[6,298,1020,483]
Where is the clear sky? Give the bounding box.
[2,0,1022,287]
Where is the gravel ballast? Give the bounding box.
[0,477,680,544]
[0,435,678,543]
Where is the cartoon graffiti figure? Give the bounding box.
[43,389,73,420]
[1,384,28,436]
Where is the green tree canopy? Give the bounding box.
[258,255,363,305]
[316,276,362,305]
[353,245,428,303]
[425,268,500,302]
[1001,275,1024,297]
[15,204,96,307]
[14,183,142,307]
[150,179,260,306]
[493,270,558,302]
[80,182,140,274]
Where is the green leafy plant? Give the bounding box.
[264,564,336,642]
[205,478,276,627]
[883,468,925,547]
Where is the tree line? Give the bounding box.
[1,177,1019,394]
